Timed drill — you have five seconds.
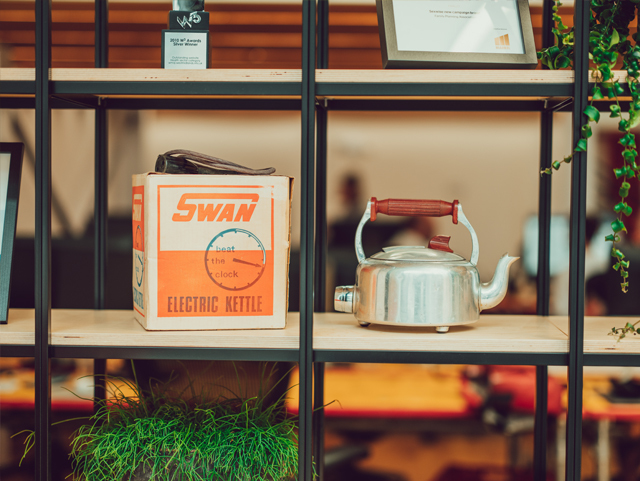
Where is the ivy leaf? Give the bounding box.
[614,201,628,213]
[612,218,627,233]
[614,262,621,271]
[605,234,621,242]
[584,105,600,123]
[614,167,627,178]
[615,82,626,96]
[624,204,633,216]
[610,28,620,47]
[554,55,571,69]
[575,139,588,152]
[619,119,630,132]
[552,161,561,170]
[622,149,637,162]
[592,86,604,100]
[620,133,636,146]
[620,181,631,197]
[582,124,593,138]
[612,248,625,259]
[610,104,621,118]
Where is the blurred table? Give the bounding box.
[287,364,482,423]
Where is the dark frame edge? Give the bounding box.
[0,142,25,323]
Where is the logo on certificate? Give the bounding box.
[494,34,511,50]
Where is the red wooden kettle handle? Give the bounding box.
[370,198,458,224]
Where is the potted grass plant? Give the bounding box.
[17,362,301,481]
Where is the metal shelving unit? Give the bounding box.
[1,1,638,480]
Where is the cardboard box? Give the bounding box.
[132,173,293,330]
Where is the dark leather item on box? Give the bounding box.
[155,149,276,175]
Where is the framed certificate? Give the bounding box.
[376,0,537,69]
[0,143,24,323]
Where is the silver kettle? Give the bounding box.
[334,198,518,332]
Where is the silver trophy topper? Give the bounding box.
[172,0,204,11]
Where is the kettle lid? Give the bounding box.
[371,245,465,262]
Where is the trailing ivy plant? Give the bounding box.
[538,0,640,340]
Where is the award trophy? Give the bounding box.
[162,0,210,69]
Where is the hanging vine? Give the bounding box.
[538,0,640,299]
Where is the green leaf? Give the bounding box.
[614,201,627,213]
[619,119,630,132]
[552,161,561,170]
[620,181,631,197]
[582,124,592,138]
[575,139,588,152]
[592,86,604,100]
[614,262,621,271]
[621,260,630,268]
[612,247,625,259]
[623,149,637,162]
[624,204,633,216]
[620,133,636,146]
[605,234,621,242]
[615,82,626,96]
[610,104,621,117]
[584,105,601,122]
[622,270,629,278]
[614,167,627,179]
[554,55,571,69]
[612,218,627,233]
[610,29,620,47]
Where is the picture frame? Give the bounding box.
[0,143,24,323]
[376,0,538,69]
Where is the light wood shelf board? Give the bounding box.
[50,69,302,83]
[316,69,575,84]
[549,316,640,354]
[50,309,300,349]
[0,309,35,345]
[0,68,35,81]
[314,313,569,353]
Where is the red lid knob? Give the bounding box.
[428,235,454,253]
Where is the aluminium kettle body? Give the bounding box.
[334,198,518,332]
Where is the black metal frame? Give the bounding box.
[0,1,616,480]
[0,142,24,323]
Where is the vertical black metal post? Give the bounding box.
[566,1,589,480]
[313,1,329,478]
[35,0,52,479]
[534,2,554,480]
[300,0,316,480]
[93,0,109,410]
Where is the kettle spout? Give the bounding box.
[479,254,519,311]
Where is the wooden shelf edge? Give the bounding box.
[0,68,36,82]
[50,68,302,82]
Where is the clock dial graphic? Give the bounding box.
[205,228,266,291]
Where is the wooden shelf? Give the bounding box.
[0,309,35,346]
[0,68,35,82]
[51,309,300,350]
[317,69,575,85]
[314,313,569,353]
[50,68,301,83]
[548,317,640,355]
[0,309,300,351]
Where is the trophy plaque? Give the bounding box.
[162,0,210,69]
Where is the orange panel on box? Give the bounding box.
[158,250,274,317]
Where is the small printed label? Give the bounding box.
[164,32,208,69]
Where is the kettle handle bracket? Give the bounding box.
[355,198,479,266]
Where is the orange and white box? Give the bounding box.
[132,173,293,330]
